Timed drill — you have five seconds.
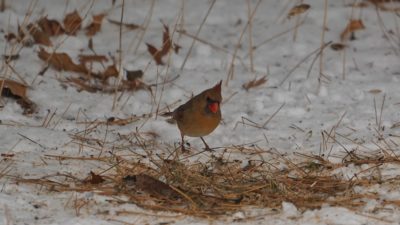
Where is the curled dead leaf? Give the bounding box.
[63,10,82,35]
[78,54,108,65]
[330,43,347,51]
[1,79,27,99]
[85,13,105,36]
[340,19,365,41]
[243,76,268,91]
[27,24,52,46]
[107,19,142,30]
[369,89,382,94]
[146,23,179,65]
[38,17,65,36]
[126,69,143,81]
[287,4,311,19]
[0,79,36,114]
[123,174,181,199]
[85,171,105,184]
[100,64,119,80]
[146,43,164,65]
[37,47,87,73]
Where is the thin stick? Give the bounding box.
[262,103,285,128]
[252,19,305,53]
[247,0,254,73]
[133,0,155,53]
[279,41,332,86]
[180,0,216,71]
[318,0,328,84]
[112,0,125,111]
[378,94,386,131]
[226,0,262,85]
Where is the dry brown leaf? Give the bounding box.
[38,17,65,36]
[63,10,82,35]
[78,54,108,65]
[4,33,17,42]
[160,24,172,56]
[146,23,179,65]
[123,174,181,199]
[1,79,36,114]
[38,47,87,73]
[287,4,311,19]
[369,89,382,94]
[85,13,105,36]
[107,19,142,30]
[242,76,268,91]
[85,171,105,185]
[101,64,119,80]
[340,19,366,41]
[1,153,15,158]
[330,43,347,51]
[0,79,27,99]
[146,43,164,65]
[2,54,20,61]
[27,24,52,46]
[126,69,143,81]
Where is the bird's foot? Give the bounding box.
[203,144,214,152]
[180,142,191,153]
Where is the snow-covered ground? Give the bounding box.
[1,0,400,224]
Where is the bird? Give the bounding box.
[162,80,222,152]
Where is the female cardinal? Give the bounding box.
[163,81,222,152]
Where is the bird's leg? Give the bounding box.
[180,133,187,152]
[200,137,213,151]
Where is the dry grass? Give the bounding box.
[13,121,400,218]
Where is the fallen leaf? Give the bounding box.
[78,54,108,65]
[340,19,365,41]
[160,23,172,56]
[85,171,105,184]
[4,33,17,41]
[0,79,36,114]
[1,153,15,158]
[0,79,27,99]
[38,17,65,36]
[27,23,52,46]
[369,89,382,94]
[2,54,20,61]
[123,174,181,199]
[146,43,164,65]
[287,4,311,19]
[37,47,87,73]
[242,76,268,91]
[330,43,346,51]
[85,13,105,36]
[101,64,119,80]
[146,23,179,65]
[126,69,143,81]
[107,19,142,30]
[63,10,82,35]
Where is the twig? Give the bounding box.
[262,102,285,128]
[247,0,254,73]
[318,0,328,85]
[180,0,216,71]
[226,0,262,85]
[280,41,332,86]
[112,0,125,111]
[18,133,47,149]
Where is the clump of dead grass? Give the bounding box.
[15,125,400,218]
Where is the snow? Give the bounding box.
[1,0,400,224]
